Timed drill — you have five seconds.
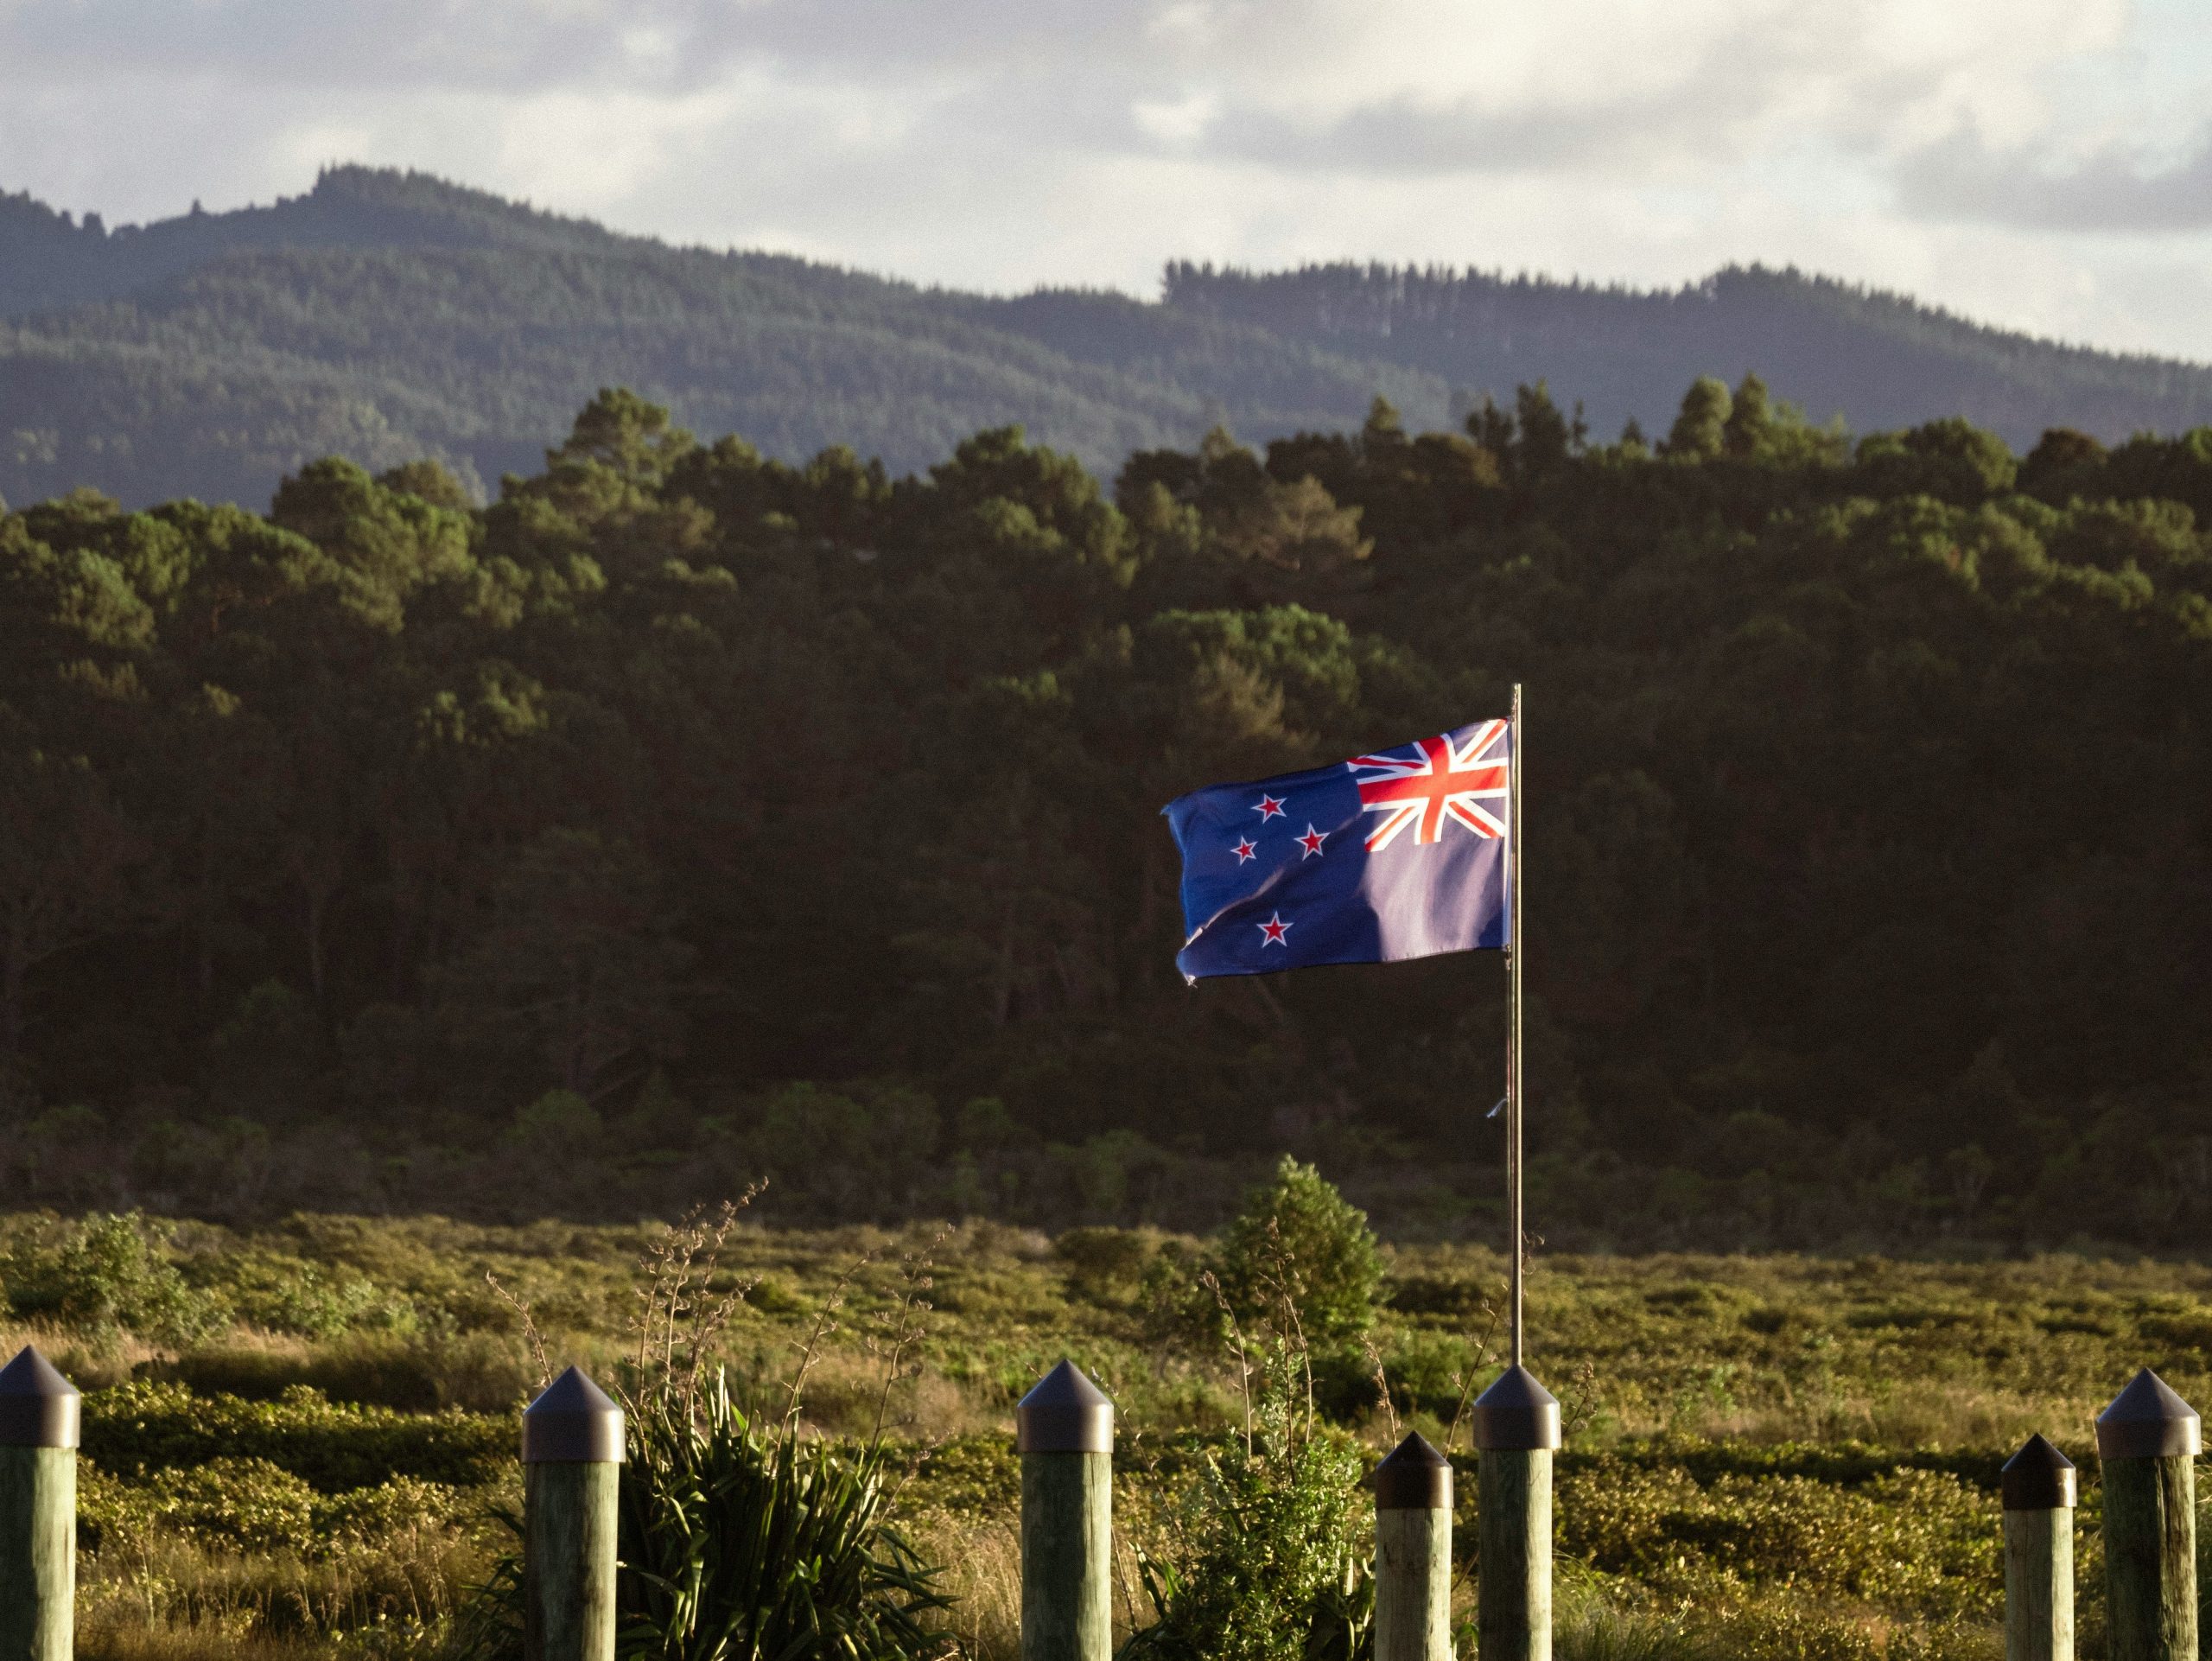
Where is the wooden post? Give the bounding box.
[1374,1432,1452,1661]
[1017,1359,1113,1661]
[2097,1368,2199,1661]
[0,1347,77,1661]
[2002,1433,2075,1661]
[1474,1365,1560,1661]
[522,1366,624,1661]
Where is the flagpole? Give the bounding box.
[1508,681,1524,1369]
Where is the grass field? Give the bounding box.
[9,1206,2210,1658]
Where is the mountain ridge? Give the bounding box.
[3,163,2209,511]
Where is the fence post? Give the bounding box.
[522,1366,624,1661]
[1017,1359,1113,1661]
[1474,1365,1560,1661]
[1374,1431,1452,1661]
[2003,1433,2075,1661]
[0,1346,77,1661]
[2098,1368,2199,1661]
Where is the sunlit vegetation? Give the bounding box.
[8,1204,2210,1657]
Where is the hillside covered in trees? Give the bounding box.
[7,164,2212,513]
[4,375,2212,1248]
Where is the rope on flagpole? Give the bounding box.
[1509,681,1524,1370]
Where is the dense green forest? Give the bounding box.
[9,165,2212,512]
[4,371,2212,1247]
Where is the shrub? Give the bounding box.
[1558,1462,1999,1620]
[82,1381,509,1492]
[1056,1226,1157,1307]
[79,1454,469,1559]
[1214,1157,1382,1349]
[81,1455,317,1555]
[1122,1346,1373,1661]
[153,1331,536,1412]
[3,1212,225,1346]
[621,1375,956,1658]
[458,1199,958,1658]
[457,1372,956,1660]
[1126,1184,1376,1661]
[207,1251,414,1339]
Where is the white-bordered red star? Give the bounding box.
[1295,824,1328,858]
[1232,837,1257,863]
[1257,912,1293,946]
[1253,793,1286,820]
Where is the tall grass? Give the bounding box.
[75,1524,489,1660]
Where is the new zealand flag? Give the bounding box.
[1164,720,1513,981]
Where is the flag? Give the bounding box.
[1163,719,1513,982]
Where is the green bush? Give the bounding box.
[82,1380,510,1492]
[1215,1158,1382,1349]
[82,1455,316,1553]
[203,1251,414,1339]
[1125,1195,1377,1661]
[150,1330,536,1412]
[1558,1463,1999,1620]
[1056,1226,1158,1308]
[3,1212,225,1345]
[1123,1353,1373,1660]
[1314,1327,1480,1421]
[79,1455,467,1557]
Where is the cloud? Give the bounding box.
[1896,127,2212,234]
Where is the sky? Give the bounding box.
[5,0,2212,360]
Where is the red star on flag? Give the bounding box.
[1232,837,1257,863]
[1257,912,1293,946]
[1254,793,1287,820]
[1295,824,1328,858]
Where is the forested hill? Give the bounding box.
[5,381,2212,1248]
[1166,262,2212,455]
[0,166,1447,510]
[6,164,2212,512]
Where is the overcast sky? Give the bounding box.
[6,0,2212,360]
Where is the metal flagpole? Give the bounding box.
[1508,681,1524,1368]
[1479,682,1552,1661]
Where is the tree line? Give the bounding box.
[4,375,2212,1247]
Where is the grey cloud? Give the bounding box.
[0,0,1161,96]
[1896,129,2212,234]
[1178,11,1916,179]
[0,0,2072,193]
[0,0,779,95]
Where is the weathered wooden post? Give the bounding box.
[522,1366,624,1661]
[1474,1365,1560,1661]
[2098,1368,2199,1661]
[1017,1359,1113,1661]
[1374,1431,1453,1661]
[2003,1433,2075,1661]
[0,1347,77,1661]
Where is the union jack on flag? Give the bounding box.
[1352,719,1511,850]
[1162,717,1514,980]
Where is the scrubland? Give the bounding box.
[11,1206,2209,1659]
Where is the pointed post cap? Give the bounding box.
[1373,1430,1452,1510]
[1471,1364,1561,1451]
[1016,1359,1114,1454]
[2001,1433,2076,1510]
[2096,1368,2201,1460]
[0,1347,79,1449]
[521,1366,624,1464]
